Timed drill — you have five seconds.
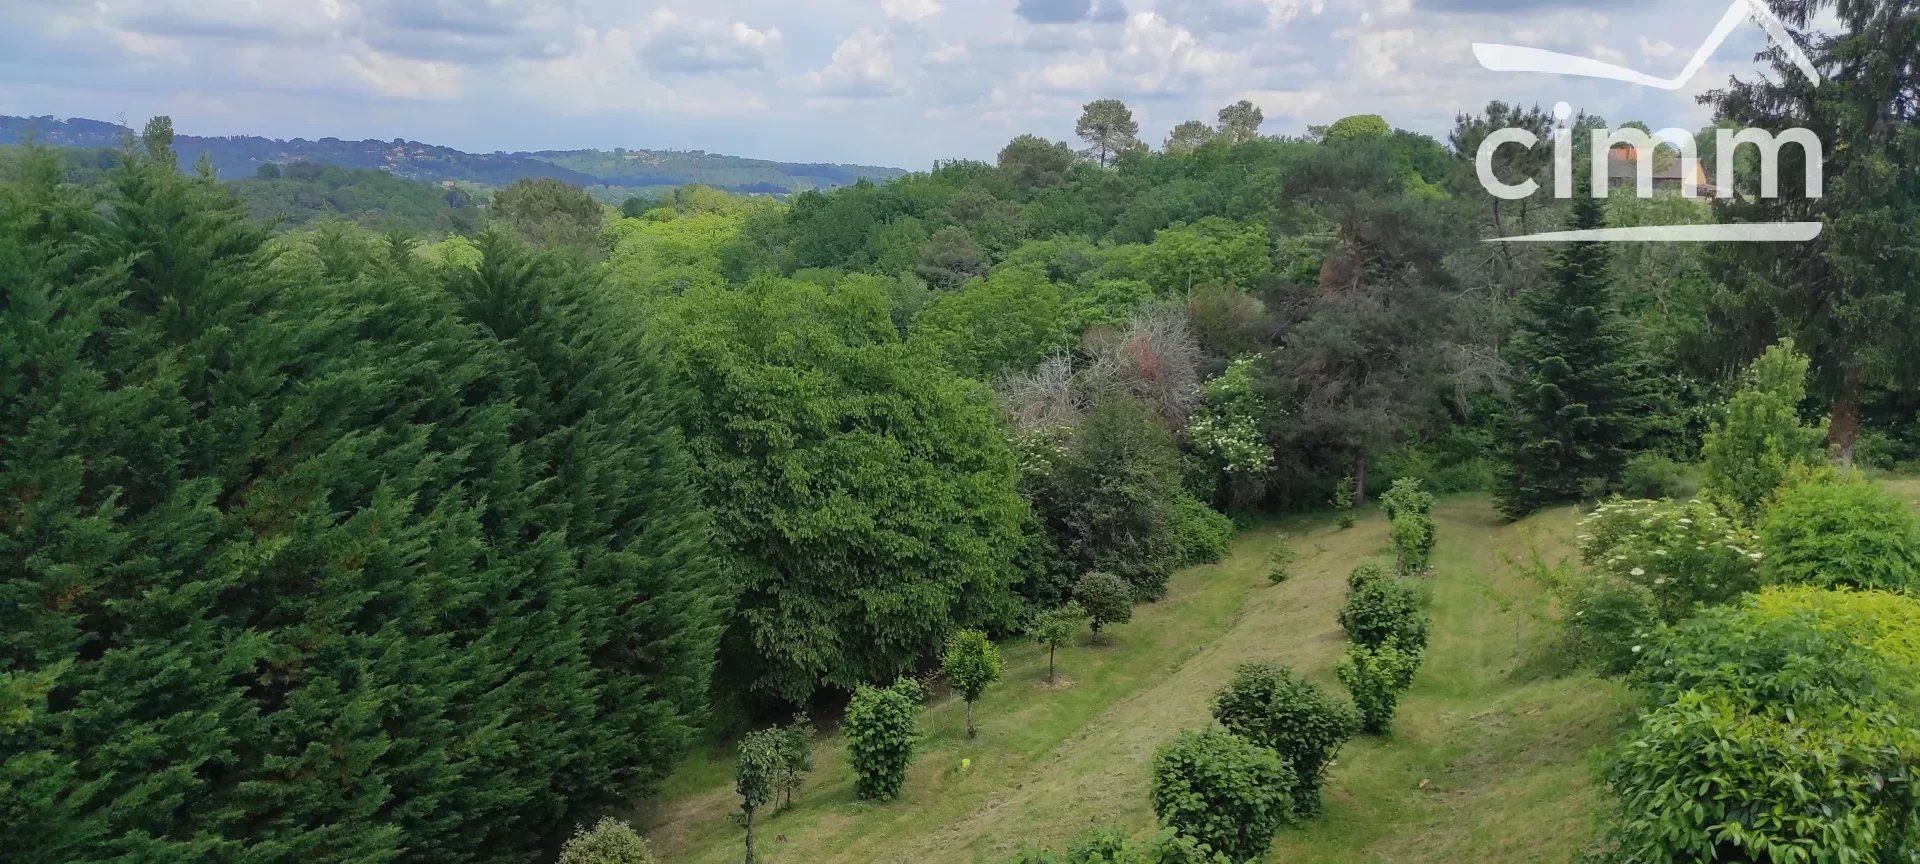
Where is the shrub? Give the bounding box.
[1558,572,1660,675]
[1333,476,1356,528]
[1379,477,1434,524]
[1698,340,1827,524]
[942,629,1003,738]
[735,731,783,863]
[1616,452,1695,500]
[1076,571,1136,635]
[845,678,923,801]
[772,716,814,811]
[1173,493,1236,567]
[1150,730,1296,864]
[1266,536,1297,585]
[557,818,656,864]
[1576,498,1762,622]
[1337,644,1421,735]
[1210,663,1359,818]
[1005,827,1232,864]
[1338,570,1428,654]
[1758,473,1920,593]
[1381,478,1436,574]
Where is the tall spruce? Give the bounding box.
[1495,189,1647,519]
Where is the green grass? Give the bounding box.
[634,497,1634,864]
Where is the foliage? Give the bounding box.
[773,716,816,811]
[1322,114,1391,141]
[1267,536,1298,585]
[1075,571,1136,635]
[659,275,1028,704]
[1699,340,1828,523]
[1757,473,1920,593]
[558,818,657,864]
[998,134,1079,195]
[0,146,721,863]
[1381,478,1437,574]
[910,265,1073,379]
[1172,493,1235,567]
[1615,453,1696,500]
[845,679,925,802]
[1494,189,1650,519]
[736,729,784,862]
[1338,567,1430,654]
[1150,729,1296,864]
[1137,218,1270,294]
[1164,121,1217,155]
[916,224,988,290]
[1006,826,1233,864]
[943,629,1005,737]
[1210,663,1359,818]
[1334,476,1357,528]
[230,160,482,234]
[1026,397,1187,598]
[1337,644,1422,735]
[491,176,605,252]
[1076,100,1142,167]
[1186,356,1274,496]
[1577,498,1763,621]
[1216,101,1264,144]
[1029,602,1090,684]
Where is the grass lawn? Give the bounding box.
[634,496,1635,864]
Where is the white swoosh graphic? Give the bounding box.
[1488,222,1824,243]
[1472,0,1820,90]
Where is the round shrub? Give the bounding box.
[557,817,656,864]
[1577,498,1761,622]
[1559,571,1660,676]
[1266,536,1297,585]
[1758,474,1920,593]
[1210,663,1358,818]
[845,678,923,801]
[1616,452,1695,500]
[1075,571,1135,635]
[1337,571,1428,654]
[1336,644,1420,735]
[1174,493,1235,567]
[1150,730,1295,864]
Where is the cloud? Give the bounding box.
[1153,0,1323,33]
[809,29,900,97]
[645,12,782,75]
[1415,0,1643,10]
[1016,0,1128,25]
[882,0,943,22]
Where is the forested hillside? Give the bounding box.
[2,3,1917,860]
[0,115,904,194]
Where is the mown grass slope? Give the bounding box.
[636,497,1635,863]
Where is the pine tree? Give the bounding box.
[1495,189,1648,519]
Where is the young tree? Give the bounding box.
[1029,602,1090,684]
[1338,644,1421,734]
[774,716,816,811]
[845,679,924,801]
[736,730,783,864]
[1076,99,1142,167]
[1494,188,1650,519]
[1164,120,1217,154]
[1699,340,1827,523]
[558,818,657,864]
[1075,571,1136,637]
[1151,729,1296,863]
[1210,663,1359,818]
[1216,100,1265,144]
[942,629,1004,738]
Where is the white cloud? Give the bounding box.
[881,0,943,23]
[644,12,783,75]
[809,29,900,97]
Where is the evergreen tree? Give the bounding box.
[1495,189,1647,519]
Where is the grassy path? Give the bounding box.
[636,497,1632,864]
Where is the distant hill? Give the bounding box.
[0,115,906,195]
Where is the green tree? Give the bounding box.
[1216,100,1264,144]
[1339,568,1429,654]
[491,176,605,253]
[1150,729,1296,863]
[660,276,1028,704]
[1337,644,1422,734]
[1704,0,1920,461]
[1028,398,1187,597]
[943,629,1004,738]
[1029,602,1089,684]
[1075,571,1136,636]
[1164,120,1216,155]
[1699,340,1827,523]
[915,224,987,290]
[774,716,816,811]
[736,730,783,864]
[1210,663,1359,818]
[558,818,657,864]
[998,134,1079,195]
[1322,114,1390,141]
[846,679,925,801]
[1758,473,1920,593]
[910,266,1073,379]
[1076,99,1142,168]
[1494,188,1649,519]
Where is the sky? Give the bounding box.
[0,0,1783,169]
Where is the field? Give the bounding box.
[635,497,1638,863]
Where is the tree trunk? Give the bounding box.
[744,808,756,864]
[1354,455,1368,505]
[1047,645,1057,685]
[1829,365,1862,465]
[966,700,976,738]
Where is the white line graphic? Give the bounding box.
[1472,0,1820,90]
[1486,222,1824,243]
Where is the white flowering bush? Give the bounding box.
[1564,499,1762,674]
[1187,358,1273,479]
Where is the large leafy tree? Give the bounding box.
[0,141,720,864]
[1495,188,1650,518]
[1217,100,1265,144]
[1704,0,1920,461]
[659,275,1028,705]
[1075,99,1142,168]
